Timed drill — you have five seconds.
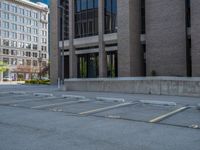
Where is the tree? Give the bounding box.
[0,61,8,81]
[38,63,49,77]
[0,61,8,73]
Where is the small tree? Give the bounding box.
[0,61,8,81]
[38,62,50,78]
[0,61,8,73]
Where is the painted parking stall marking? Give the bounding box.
[32,99,91,109]
[149,106,189,123]
[79,102,133,115]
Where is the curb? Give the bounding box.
[139,100,176,106]
[96,97,125,102]
[62,95,86,99]
[33,93,53,97]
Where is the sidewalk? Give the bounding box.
[0,81,25,85]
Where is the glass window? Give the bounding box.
[26,60,31,65]
[33,44,38,50]
[78,53,99,78]
[88,0,94,9]
[81,0,87,10]
[3,58,9,65]
[75,0,98,38]
[105,0,111,12]
[94,0,98,8]
[3,39,9,46]
[26,43,31,49]
[105,0,117,33]
[11,41,17,47]
[76,0,81,12]
[33,60,38,66]
[3,49,9,55]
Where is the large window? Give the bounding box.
[60,0,69,40]
[77,53,99,78]
[75,0,98,38]
[105,0,117,34]
[107,51,118,77]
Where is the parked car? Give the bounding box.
[3,77,12,81]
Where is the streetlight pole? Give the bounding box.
[38,51,42,80]
[58,5,65,86]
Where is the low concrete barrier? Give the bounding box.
[64,77,200,97]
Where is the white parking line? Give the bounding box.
[149,106,189,123]
[79,102,133,115]
[32,99,90,109]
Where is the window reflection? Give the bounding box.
[105,0,117,34]
[75,0,98,38]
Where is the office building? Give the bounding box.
[50,0,200,84]
[0,0,49,80]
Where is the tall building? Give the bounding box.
[0,0,49,81]
[50,0,200,84]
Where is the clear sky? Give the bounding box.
[30,0,50,5]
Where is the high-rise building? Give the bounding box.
[50,0,200,84]
[0,0,49,81]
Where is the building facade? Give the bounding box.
[0,0,49,81]
[50,0,200,84]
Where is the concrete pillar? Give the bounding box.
[50,0,60,84]
[98,0,107,77]
[117,0,143,77]
[191,0,200,76]
[145,0,187,76]
[69,0,77,78]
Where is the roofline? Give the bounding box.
[6,0,49,12]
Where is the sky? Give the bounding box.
[30,0,50,5]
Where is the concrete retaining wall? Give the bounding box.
[64,77,200,97]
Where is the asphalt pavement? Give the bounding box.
[0,84,199,150]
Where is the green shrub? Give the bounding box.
[25,79,50,85]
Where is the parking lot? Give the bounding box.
[0,85,199,150]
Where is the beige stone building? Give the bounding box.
[50,0,200,84]
[0,0,49,81]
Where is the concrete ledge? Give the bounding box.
[96,97,125,102]
[9,91,27,95]
[62,95,86,99]
[139,100,176,106]
[64,77,200,97]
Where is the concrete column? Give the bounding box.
[145,0,187,76]
[98,0,107,77]
[117,0,143,77]
[50,0,60,84]
[69,0,77,78]
[191,0,200,76]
